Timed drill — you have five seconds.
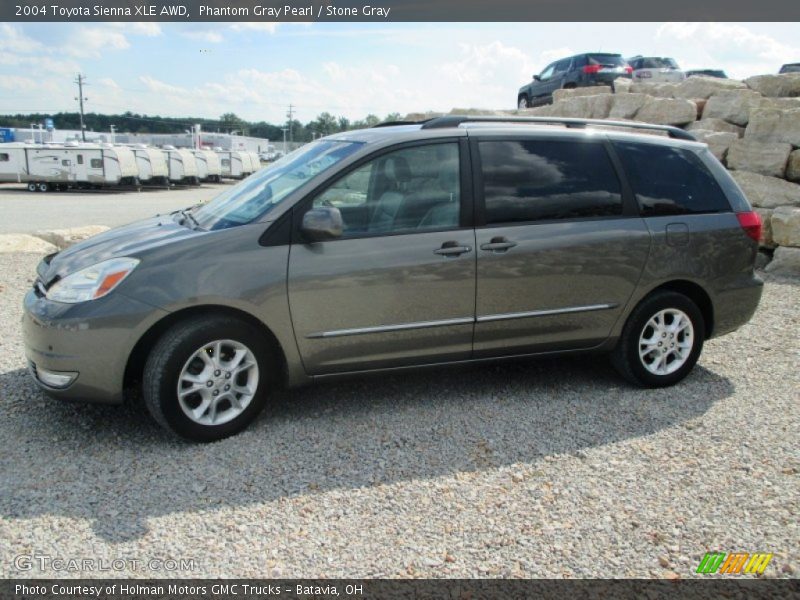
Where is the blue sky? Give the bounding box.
[0,22,798,124]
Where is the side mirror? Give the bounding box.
[301,206,343,242]
[533,75,541,81]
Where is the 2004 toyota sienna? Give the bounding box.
[22,116,764,441]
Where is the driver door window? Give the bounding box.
[312,142,461,237]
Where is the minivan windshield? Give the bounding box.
[192,140,362,230]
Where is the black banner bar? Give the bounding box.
[2,579,799,600]
[4,0,800,22]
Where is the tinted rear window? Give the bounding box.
[480,140,623,224]
[587,54,626,66]
[613,142,731,216]
[640,57,679,69]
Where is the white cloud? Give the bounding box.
[656,23,800,78]
[182,30,224,44]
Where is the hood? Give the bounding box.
[38,215,201,285]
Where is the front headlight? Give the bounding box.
[46,257,140,304]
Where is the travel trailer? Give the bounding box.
[248,151,262,172]
[130,145,169,186]
[0,142,138,191]
[238,151,254,177]
[216,150,246,179]
[163,147,199,184]
[192,149,222,182]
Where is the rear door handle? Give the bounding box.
[480,237,517,253]
[434,241,472,257]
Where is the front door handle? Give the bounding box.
[434,241,472,257]
[480,237,517,253]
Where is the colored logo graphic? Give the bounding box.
[696,552,773,575]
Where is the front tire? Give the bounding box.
[611,291,705,387]
[143,315,276,442]
[518,95,530,109]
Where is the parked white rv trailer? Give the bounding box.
[131,145,169,185]
[0,142,138,191]
[248,152,262,172]
[192,149,222,182]
[216,150,245,179]
[164,147,200,184]
[238,151,254,177]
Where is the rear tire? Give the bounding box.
[27,182,37,192]
[143,315,277,442]
[37,182,49,192]
[611,291,705,388]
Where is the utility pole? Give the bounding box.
[74,73,88,142]
[286,104,294,145]
[109,124,116,143]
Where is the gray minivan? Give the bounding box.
[23,116,764,441]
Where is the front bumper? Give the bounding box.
[22,288,168,404]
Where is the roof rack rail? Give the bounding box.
[420,115,696,141]
[372,120,431,128]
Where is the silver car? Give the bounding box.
[628,56,686,83]
[23,116,764,441]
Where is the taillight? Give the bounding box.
[736,211,762,243]
[582,65,601,74]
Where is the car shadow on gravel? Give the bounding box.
[0,356,733,543]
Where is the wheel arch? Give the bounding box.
[124,304,289,393]
[641,280,714,339]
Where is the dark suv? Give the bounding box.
[518,53,633,108]
[779,63,800,74]
[23,116,764,441]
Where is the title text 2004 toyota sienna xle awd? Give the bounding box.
[23,116,763,441]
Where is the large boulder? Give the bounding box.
[771,206,800,247]
[0,234,57,254]
[34,226,110,250]
[764,246,800,276]
[548,94,613,119]
[609,93,649,119]
[702,89,763,126]
[754,208,775,248]
[689,130,738,161]
[759,97,800,111]
[744,73,800,98]
[635,97,697,126]
[552,86,612,102]
[787,150,800,182]
[404,111,445,121]
[630,82,678,97]
[730,171,800,209]
[745,108,800,147]
[673,76,746,99]
[686,118,744,137]
[726,139,792,178]
[613,77,632,94]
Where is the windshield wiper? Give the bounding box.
[177,208,203,231]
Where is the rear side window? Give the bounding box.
[90,158,102,169]
[479,140,623,224]
[613,142,731,216]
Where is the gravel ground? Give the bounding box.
[0,183,228,233]
[0,251,797,579]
